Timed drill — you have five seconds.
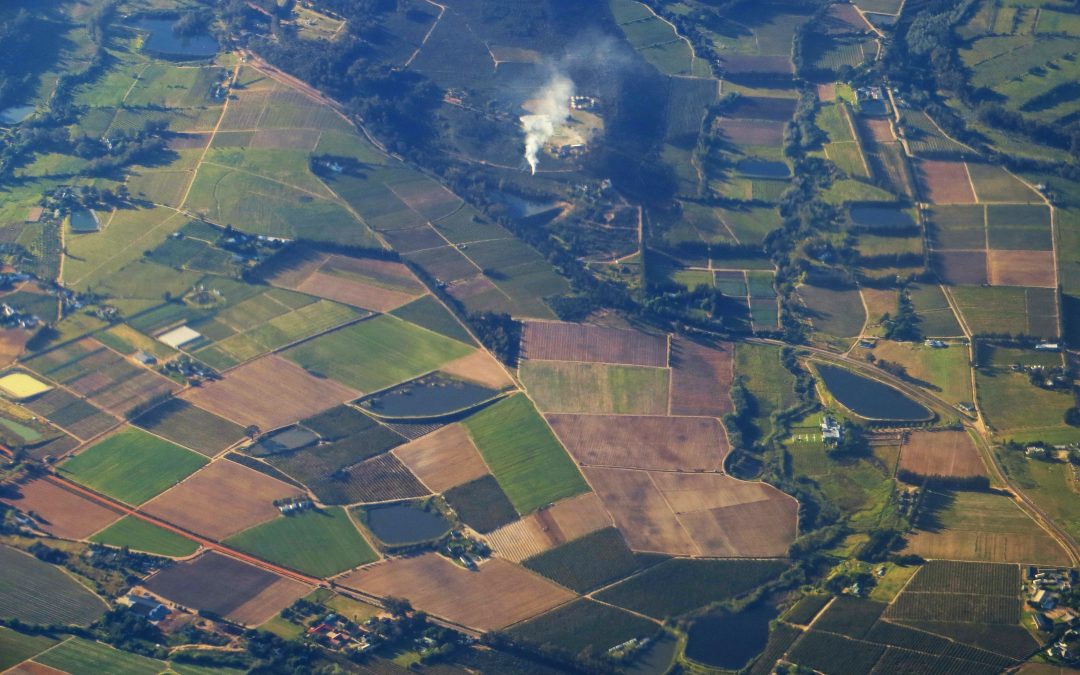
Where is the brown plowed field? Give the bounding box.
[933,251,988,285]
[584,467,797,557]
[669,337,735,417]
[142,460,303,540]
[439,350,511,390]
[547,414,727,471]
[393,423,490,493]
[1,478,122,539]
[864,118,895,142]
[898,430,986,479]
[7,662,66,675]
[916,159,976,204]
[716,119,786,146]
[0,328,33,367]
[816,83,836,101]
[521,321,668,367]
[143,551,310,625]
[487,492,612,562]
[987,250,1056,288]
[298,271,416,312]
[339,554,573,631]
[447,275,499,302]
[905,530,1071,566]
[182,355,359,430]
[825,2,872,31]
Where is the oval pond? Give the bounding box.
[135,19,219,58]
[364,502,451,545]
[359,374,497,419]
[816,363,932,421]
[685,603,778,670]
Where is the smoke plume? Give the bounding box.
[520,72,574,175]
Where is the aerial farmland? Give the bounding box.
[0,0,1078,672]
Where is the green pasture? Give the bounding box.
[226,507,377,578]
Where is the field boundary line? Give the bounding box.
[403,1,446,68]
[177,59,242,211]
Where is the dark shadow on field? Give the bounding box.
[912,489,954,533]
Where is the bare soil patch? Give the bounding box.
[864,118,895,142]
[987,250,1056,288]
[0,328,33,367]
[933,250,988,285]
[547,414,727,471]
[717,119,786,146]
[143,551,310,625]
[182,354,359,430]
[439,350,512,389]
[522,321,668,367]
[393,423,489,493]
[142,460,303,540]
[339,553,573,631]
[898,430,986,479]
[298,272,416,312]
[916,159,976,204]
[584,467,797,557]
[1,478,122,539]
[669,337,734,417]
[816,83,836,102]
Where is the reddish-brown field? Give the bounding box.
[1,478,122,539]
[816,83,836,101]
[864,118,895,142]
[6,662,66,675]
[393,423,490,493]
[669,337,734,417]
[583,467,797,557]
[447,275,499,302]
[716,119,786,146]
[297,272,416,312]
[898,430,986,479]
[916,159,976,204]
[486,492,613,562]
[142,460,303,540]
[987,250,1056,288]
[168,133,211,150]
[265,249,424,312]
[388,181,462,220]
[439,350,512,390]
[547,414,727,471]
[338,553,573,631]
[824,3,872,31]
[522,321,668,367]
[0,328,33,367]
[933,250,988,285]
[719,54,793,76]
[182,355,359,430]
[143,551,310,625]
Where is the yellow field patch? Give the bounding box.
[0,372,52,400]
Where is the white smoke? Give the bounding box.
[520,72,574,175]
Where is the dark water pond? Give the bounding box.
[135,19,219,58]
[849,206,914,230]
[685,604,778,670]
[817,363,932,421]
[737,158,791,179]
[69,209,100,233]
[0,105,35,125]
[493,192,560,219]
[624,633,678,675]
[250,426,318,456]
[364,502,450,545]
[359,374,496,418]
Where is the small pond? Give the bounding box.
[685,603,778,670]
[816,363,932,421]
[736,158,791,179]
[624,633,679,675]
[250,426,319,457]
[849,206,915,230]
[0,105,35,125]
[69,209,100,233]
[364,502,451,545]
[358,374,497,419]
[135,18,219,58]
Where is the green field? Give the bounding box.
[870,341,973,405]
[389,295,476,345]
[0,626,58,671]
[284,314,474,393]
[58,427,208,505]
[976,368,1074,432]
[509,599,659,653]
[595,558,788,619]
[797,284,866,339]
[735,342,797,440]
[225,507,376,578]
[34,638,164,675]
[133,399,246,457]
[0,545,108,626]
[519,361,670,415]
[462,394,589,514]
[522,528,641,593]
[90,516,201,558]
